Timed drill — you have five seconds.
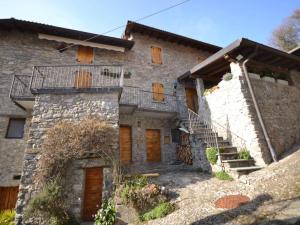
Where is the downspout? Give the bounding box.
[240,48,278,162]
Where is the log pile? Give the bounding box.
[176,145,192,165]
[176,133,193,165]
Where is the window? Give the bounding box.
[76,46,94,64]
[152,83,165,102]
[151,46,162,64]
[171,129,180,143]
[6,118,25,139]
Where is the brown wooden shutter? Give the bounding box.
[152,83,165,102]
[0,186,19,211]
[76,46,94,64]
[119,126,132,164]
[151,46,162,64]
[74,71,92,88]
[146,129,161,162]
[82,167,103,221]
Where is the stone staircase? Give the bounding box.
[186,110,263,177]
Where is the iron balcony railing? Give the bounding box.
[10,65,124,99]
[9,75,34,99]
[120,86,178,113]
[31,65,123,91]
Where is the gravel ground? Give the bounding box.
[143,149,300,225]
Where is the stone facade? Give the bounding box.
[0,116,31,186]
[199,62,300,165]
[0,26,215,223]
[15,92,120,224]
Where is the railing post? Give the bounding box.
[119,68,124,87]
[188,109,193,134]
[9,75,16,98]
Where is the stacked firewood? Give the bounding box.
[176,145,192,165]
[176,133,193,165]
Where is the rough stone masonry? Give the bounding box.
[15,91,120,224]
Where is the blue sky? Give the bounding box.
[0,0,299,47]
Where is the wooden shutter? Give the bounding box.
[120,126,132,164]
[82,167,103,221]
[0,186,19,211]
[76,46,94,64]
[146,129,161,162]
[151,46,162,64]
[152,83,165,102]
[74,71,92,88]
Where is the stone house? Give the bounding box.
[0,18,300,223]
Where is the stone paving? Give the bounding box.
[143,148,300,225]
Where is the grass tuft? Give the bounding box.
[215,171,233,181]
[140,202,174,221]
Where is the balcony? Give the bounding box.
[120,86,178,118]
[10,65,123,109]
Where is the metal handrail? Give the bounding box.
[187,109,247,162]
[120,86,177,112]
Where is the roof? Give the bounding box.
[124,21,221,52]
[289,46,300,57]
[0,18,134,49]
[179,38,300,81]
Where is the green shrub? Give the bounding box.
[119,177,167,213]
[132,184,167,213]
[239,149,251,160]
[120,176,148,204]
[222,73,233,81]
[0,210,15,225]
[24,181,78,225]
[215,171,233,181]
[206,147,218,165]
[140,202,174,221]
[94,198,116,225]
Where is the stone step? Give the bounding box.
[203,141,231,147]
[195,135,224,141]
[229,166,263,178]
[219,146,238,154]
[223,159,255,168]
[219,152,239,160]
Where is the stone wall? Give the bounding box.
[0,116,31,186]
[0,30,125,188]
[15,92,120,224]
[201,64,300,165]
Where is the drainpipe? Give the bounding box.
[240,48,278,162]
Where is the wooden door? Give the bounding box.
[120,126,132,164]
[146,129,161,162]
[185,88,198,112]
[0,186,19,211]
[74,71,92,88]
[82,167,103,221]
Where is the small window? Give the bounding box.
[152,83,165,102]
[171,129,180,143]
[76,46,94,64]
[6,118,25,139]
[151,46,162,64]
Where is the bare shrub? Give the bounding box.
[35,117,119,185]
